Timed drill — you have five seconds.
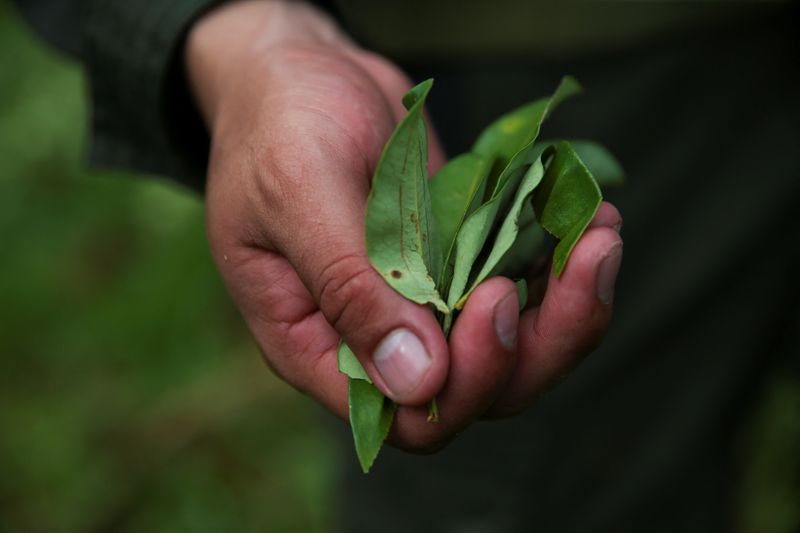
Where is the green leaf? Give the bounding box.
[348,379,396,473]
[558,139,625,187]
[490,203,546,280]
[366,78,448,314]
[442,78,581,314]
[337,342,395,473]
[445,78,584,313]
[429,152,491,294]
[473,76,582,196]
[402,80,431,109]
[533,141,602,277]
[446,163,528,312]
[515,278,528,310]
[348,76,618,473]
[337,341,370,382]
[487,139,618,283]
[455,153,546,309]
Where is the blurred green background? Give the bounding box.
[0,3,337,532]
[0,1,797,532]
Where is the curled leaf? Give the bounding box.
[474,76,582,196]
[549,139,625,187]
[533,141,602,276]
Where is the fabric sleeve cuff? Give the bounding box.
[82,0,222,192]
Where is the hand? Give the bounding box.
[186,0,623,452]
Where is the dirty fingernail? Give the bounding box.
[493,290,519,350]
[597,242,623,305]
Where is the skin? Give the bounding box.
[186,0,623,453]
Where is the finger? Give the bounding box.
[388,277,519,453]
[486,226,623,417]
[303,242,449,408]
[218,247,350,419]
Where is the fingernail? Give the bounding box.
[372,328,431,397]
[597,242,623,305]
[493,291,518,350]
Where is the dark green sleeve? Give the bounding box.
[13,0,222,192]
[12,0,348,192]
[84,0,225,191]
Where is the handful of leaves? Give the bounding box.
[338,77,623,472]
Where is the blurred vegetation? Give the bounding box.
[737,378,800,533]
[0,2,797,532]
[0,3,337,532]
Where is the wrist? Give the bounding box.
[185,0,352,128]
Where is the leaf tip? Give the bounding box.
[559,75,583,95]
[552,258,567,278]
[402,78,434,111]
[359,456,375,474]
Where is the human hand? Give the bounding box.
[186,0,623,452]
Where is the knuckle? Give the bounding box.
[537,298,611,357]
[573,308,612,356]
[317,253,381,331]
[258,138,310,209]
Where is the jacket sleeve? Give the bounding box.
[12,0,222,192]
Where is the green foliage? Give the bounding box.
[472,76,582,194]
[453,152,546,310]
[342,77,609,471]
[737,377,800,533]
[348,379,397,474]
[533,141,602,276]
[566,139,625,187]
[514,278,528,310]
[430,152,491,294]
[447,78,582,314]
[0,5,333,531]
[337,341,370,382]
[338,342,396,473]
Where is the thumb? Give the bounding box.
[268,160,449,407]
[311,250,449,406]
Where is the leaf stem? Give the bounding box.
[427,398,439,423]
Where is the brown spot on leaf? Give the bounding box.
[391,270,403,279]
